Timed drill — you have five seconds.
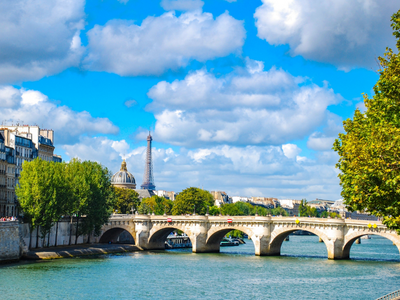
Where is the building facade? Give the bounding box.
[0,125,62,217]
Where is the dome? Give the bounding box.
[111,160,136,188]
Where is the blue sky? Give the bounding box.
[0,0,398,200]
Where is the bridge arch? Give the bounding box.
[148,225,194,250]
[206,226,256,253]
[269,227,331,257]
[343,231,400,259]
[99,227,135,244]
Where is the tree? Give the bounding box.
[65,159,114,242]
[172,187,214,215]
[209,205,220,216]
[299,199,308,217]
[333,11,400,232]
[138,195,173,215]
[16,159,68,247]
[220,203,244,216]
[113,187,140,214]
[75,161,114,240]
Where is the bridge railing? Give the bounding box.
[376,289,400,300]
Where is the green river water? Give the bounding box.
[1,235,399,300]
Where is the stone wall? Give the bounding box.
[19,219,100,250]
[0,221,20,263]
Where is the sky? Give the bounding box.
[0,0,398,200]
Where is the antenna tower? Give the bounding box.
[141,132,156,190]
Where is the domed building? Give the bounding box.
[111,160,136,189]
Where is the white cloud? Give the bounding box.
[144,59,341,147]
[161,0,204,11]
[0,86,22,108]
[85,11,245,76]
[254,0,398,70]
[124,100,137,108]
[282,144,301,159]
[307,113,343,151]
[0,87,119,145]
[0,0,85,84]
[63,136,341,200]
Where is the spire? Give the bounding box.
[141,132,156,190]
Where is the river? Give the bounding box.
[1,235,399,299]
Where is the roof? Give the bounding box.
[111,160,136,185]
[135,189,155,200]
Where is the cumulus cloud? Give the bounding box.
[0,0,85,84]
[254,0,398,70]
[0,86,22,108]
[282,144,301,159]
[85,11,245,76]
[307,113,343,151]
[143,59,342,147]
[161,0,204,11]
[0,87,118,145]
[63,136,341,200]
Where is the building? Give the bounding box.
[329,199,378,221]
[111,160,136,190]
[231,196,251,203]
[278,199,302,216]
[0,125,62,217]
[111,160,155,200]
[155,190,176,200]
[251,197,278,208]
[211,191,231,207]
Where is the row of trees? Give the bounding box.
[17,158,114,247]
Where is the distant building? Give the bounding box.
[231,196,251,203]
[329,199,378,221]
[155,190,176,201]
[111,160,136,190]
[211,191,231,207]
[278,199,302,216]
[251,197,278,208]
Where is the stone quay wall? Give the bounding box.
[19,219,100,250]
[0,219,102,263]
[0,221,21,263]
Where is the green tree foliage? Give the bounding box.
[113,187,140,214]
[220,203,244,216]
[16,159,69,245]
[73,161,114,238]
[208,205,221,216]
[171,187,214,215]
[219,202,288,216]
[333,11,400,231]
[17,158,114,245]
[226,230,245,238]
[138,195,173,215]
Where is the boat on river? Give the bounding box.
[220,237,239,247]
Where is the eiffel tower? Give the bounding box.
[141,132,156,190]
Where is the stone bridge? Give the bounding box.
[99,214,400,259]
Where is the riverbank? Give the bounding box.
[23,244,141,260]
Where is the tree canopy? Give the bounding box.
[171,187,214,215]
[16,158,114,244]
[333,11,400,232]
[113,187,140,214]
[138,195,173,215]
